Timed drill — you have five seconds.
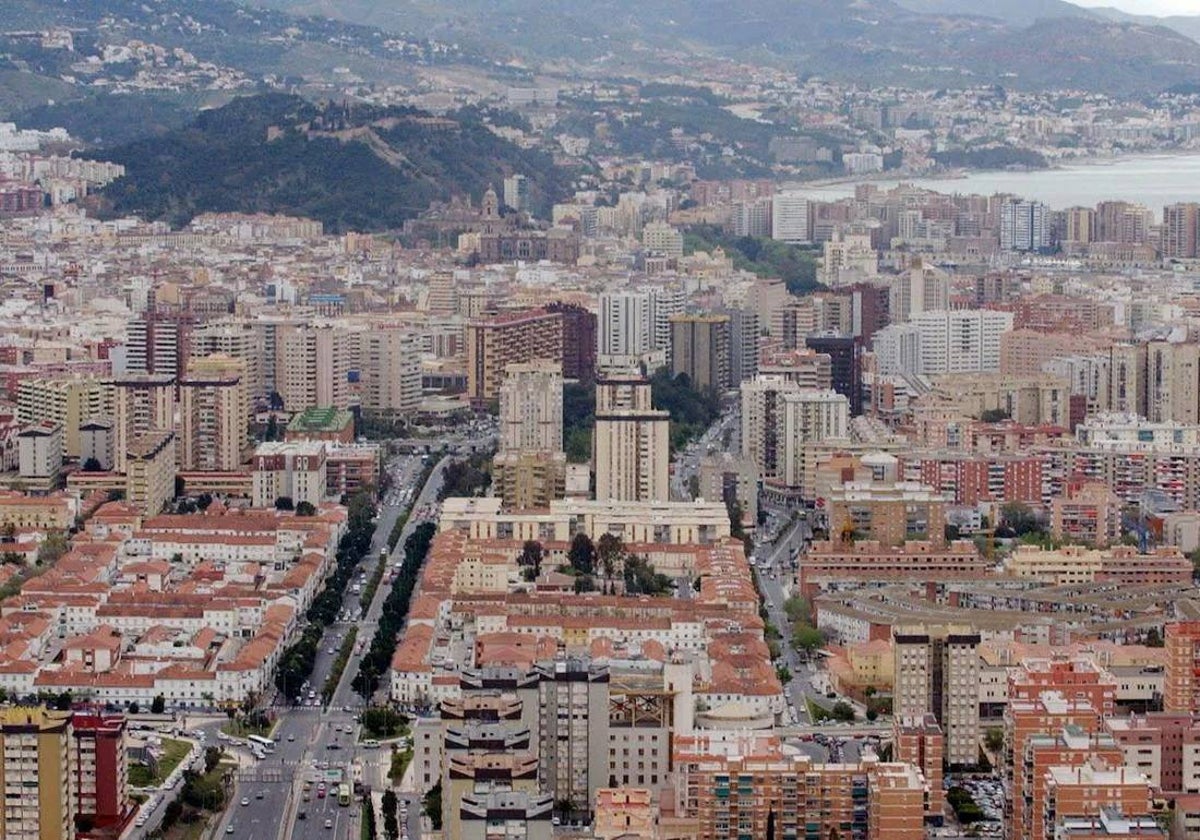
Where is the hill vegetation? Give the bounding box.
[87,93,569,232]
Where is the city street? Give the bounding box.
[131,444,479,840]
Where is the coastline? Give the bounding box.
[789,148,1200,192]
[782,149,1200,207]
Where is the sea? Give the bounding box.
[788,154,1200,216]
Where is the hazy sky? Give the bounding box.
[1073,0,1200,14]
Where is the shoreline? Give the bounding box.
[782,149,1200,203]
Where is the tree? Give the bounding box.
[151,694,166,714]
[831,701,855,722]
[793,623,826,653]
[381,789,399,840]
[783,596,811,624]
[423,781,443,830]
[204,746,221,773]
[1000,501,1042,537]
[1146,627,1164,648]
[597,533,623,580]
[37,531,69,566]
[0,523,13,544]
[162,799,183,829]
[568,532,596,576]
[984,727,1004,752]
[81,457,103,472]
[274,497,294,511]
[518,540,544,578]
[295,501,317,517]
[1,551,23,566]
[127,701,139,714]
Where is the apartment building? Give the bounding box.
[593,375,669,503]
[673,733,925,840]
[669,314,731,395]
[893,624,981,767]
[70,713,133,837]
[190,320,266,400]
[124,431,176,516]
[1166,622,1200,714]
[537,659,610,821]
[892,714,944,822]
[360,327,422,419]
[823,481,950,546]
[466,308,563,403]
[17,377,114,459]
[0,707,75,840]
[251,441,327,508]
[110,375,174,474]
[499,362,564,454]
[887,260,949,324]
[178,354,248,472]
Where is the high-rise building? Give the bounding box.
[669,314,731,395]
[911,310,1014,375]
[741,375,800,482]
[893,624,981,767]
[1147,340,1200,424]
[1166,621,1200,714]
[110,375,175,474]
[1096,201,1153,244]
[887,260,949,323]
[466,309,563,404]
[1109,343,1149,417]
[70,713,133,837]
[641,222,683,259]
[461,792,553,840]
[499,362,563,454]
[425,271,459,315]
[779,390,850,485]
[125,313,189,380]
[361,327,421,419]
[0,707,75,840]
[722,307,760,385]
[273,323,358,412]
[805,335,863,416]
[190,320,265,402]
[545,302,596,383]
[1162,203,1200,259]
[599,291,653,359]
[125,430,176,515]
[503,174,529,213]
[179,354,249,472]
[732,198,772,238]
[536,659,609,820]
[1064,207,1096,244]
[17,422,63,482]
[999,199,1049,252]
[593,375,669,503]
[893,714,944,822]
[771,192,810,243]
[17,377,114,460]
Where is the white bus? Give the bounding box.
[247,734,275,750]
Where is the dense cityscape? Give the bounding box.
[9,2,1200,840]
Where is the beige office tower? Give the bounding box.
[190,320,265,401]
[361,328,421,419]
[179,354,249,472]
[499,362,564,454]
[888,259,950,323]
[426,271,458,315]
[592,375,669,503]
[110,375,175,473]
[893,625,981,768]
[17,377,114,459]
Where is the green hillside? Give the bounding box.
[88,93,569,233]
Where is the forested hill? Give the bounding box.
[87,94,568,233]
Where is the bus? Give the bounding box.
[337,783,352,806]
[247,735,275,750]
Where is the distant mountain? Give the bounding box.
[1089,6,1200,45]
[86,94,569,232]
[246,0,1200,94]
[893,0,1094,26]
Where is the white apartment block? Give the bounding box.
[499,361,564,454]
[771,192,810,243]
[911,309,1014,376]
